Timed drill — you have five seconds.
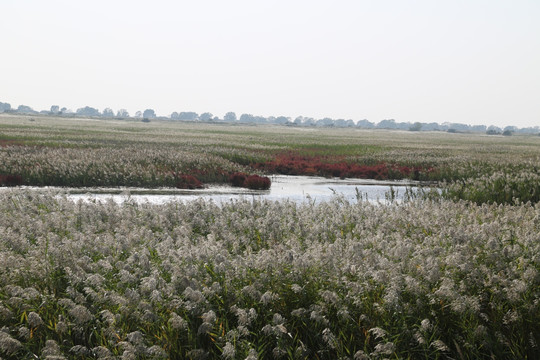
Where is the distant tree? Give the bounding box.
[224,112,237,122]
[199,112,213,121]
[76,106,100,116]
[273,116,290,125]
[446,123,470,132]
[239,114,255,123]
[253,116,267,124]
[487,125,502,135]
[17,105,38,114]
[50,105,60,114]
[334,119,347,127]
[316,118,334,127]
[170,112,180,120]
[377,119,397,129]
[178,112,198,121]
[102,108,114,117]
[517,126,540,134]
[470,125,487,133]
[356,120,373,128]
[422,122,441,131]
[396,122,410,130]
[116,109,129,118]
[143,109,156,118]
[502,130,513,136]
[303,117,316,126]
[0,102,12,112]
[135,111,142,118]
[409,122,422,131]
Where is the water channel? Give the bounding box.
[15,175,428,204]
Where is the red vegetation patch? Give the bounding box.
[229,172,271,190]
[229,172,247,187]
[252,153,431,180]
[244,174,271,190]
[175,174,203,189]
[0,174,23,186]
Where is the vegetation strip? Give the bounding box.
[1,115,539,204]
[0,192,538,358]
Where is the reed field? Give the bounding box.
[1,114,540,359]
[1,114,540,204]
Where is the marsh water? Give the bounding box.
[25,175,426,204]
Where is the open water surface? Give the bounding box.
[21,175,428,204]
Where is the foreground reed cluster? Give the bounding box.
[1,191,538,359]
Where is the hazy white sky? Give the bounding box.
[1,0,539,128]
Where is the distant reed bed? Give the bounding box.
[1,115,540,204]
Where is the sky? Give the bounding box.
[1,0,539,128]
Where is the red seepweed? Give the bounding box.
[251,152,431,180]
[244,174,271,190]
[229,172,248,187]
[229,172,271,190]
[175,174,203,189]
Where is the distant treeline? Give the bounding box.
[1,100,538,134]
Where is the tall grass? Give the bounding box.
[0,190,538,358]
[442,169,540,205]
